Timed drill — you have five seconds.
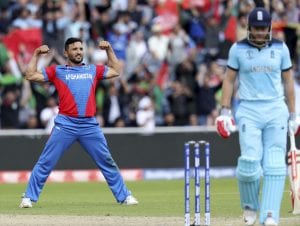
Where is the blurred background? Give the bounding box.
[0,0,299,131]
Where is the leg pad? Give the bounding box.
[236,157,261,210]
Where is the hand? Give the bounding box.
[35,45,50,55]
[215,108,236,139]
[98,41,111,50]
[288,113,300,135]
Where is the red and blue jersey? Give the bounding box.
[42,64,108,117]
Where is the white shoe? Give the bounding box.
[243,209,257,226]
[121,195,138,205]
[19,194,32,208]
[264,217,277,226]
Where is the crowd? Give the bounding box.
[0,0,299,131]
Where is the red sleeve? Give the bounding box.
[44,65,56,82]
[95,65,107,81]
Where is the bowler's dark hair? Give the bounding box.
[64,37,82,50]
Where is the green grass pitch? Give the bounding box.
[0,178,299,225]
[0,178,296,216]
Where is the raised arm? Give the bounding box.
[24,45,50,82]
[98,40,121,79]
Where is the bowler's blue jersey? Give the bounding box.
[227,39,292,101]
[42,64,108,117]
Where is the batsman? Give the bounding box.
[216,7,298,226]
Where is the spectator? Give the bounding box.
[90,7,111,41]
[195,61,223,125]
[41,0,68,55]
[185,5,206,46]
[40,96,58,134]
[147,24,169,61]
[136,94,155,134]
[19,79,35,129]
[107,21,129,78]
[1,89,20,129]
[0,6,11,34]
[236,13,248,41]
[31,82,57,128]
[126,30,148,79]
[166,81,194,126]
[107,23,129,61]
[167,24,191,79]
[114,116,126,127]
[102,82,126,127]
[24,114,39,129]
[0,60,22,128]
[127,0,143,25]
[283,0,299,62]
[163,112,175,126]
[12,7,34,29]
[174,55,198,93]
[116,10,138,34]
[64,1,90,42]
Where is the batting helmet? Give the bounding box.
[247,7,272,47]
[248,7,271,27]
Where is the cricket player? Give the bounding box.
[19,38,138,208]
[216,7,298,226]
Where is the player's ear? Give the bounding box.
[63,50,68,58]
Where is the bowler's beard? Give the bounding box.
[69,55,83,65]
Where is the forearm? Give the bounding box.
[221,71,236,109]
[283,70,295,113]
[24,52,39,79]
[286,87,295,114]
[221,81,234,108]
[106,46,121,75]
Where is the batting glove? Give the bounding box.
[215,108,236,139]
[288,113,300,135]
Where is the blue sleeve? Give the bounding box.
[227,43,239,70]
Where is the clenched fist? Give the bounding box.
[35,45,50,55]
[98,41,111,50]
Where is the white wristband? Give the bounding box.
[220,108,231,116]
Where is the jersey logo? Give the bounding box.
[270,50,275,59]
[251,65,274,72]
[246,50,254,59]
[65,73,93,80]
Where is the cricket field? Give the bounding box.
[0,178,299,226]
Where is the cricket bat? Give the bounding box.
[288,133,300,214]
